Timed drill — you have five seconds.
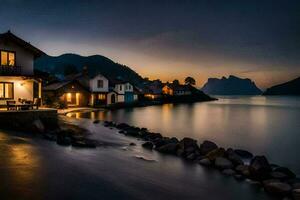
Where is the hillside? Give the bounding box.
[263,77,300,95]
[202,75,262,95]
[34,54,144,86]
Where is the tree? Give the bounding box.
[184,76,196,85]
[63,64,78,76]
[172,79,180,85]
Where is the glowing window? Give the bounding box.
[98,94,106,100]
[0,82,13,99]
[1,51,15,66]
[66,93,72,102]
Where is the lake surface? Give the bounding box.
[68,96,300,175]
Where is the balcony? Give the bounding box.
[0,65,22,75]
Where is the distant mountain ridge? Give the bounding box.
[201,75,262,95]
[263,77,300,95]
[34,54,144,86]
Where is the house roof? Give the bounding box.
[43,81,72,91]
[165,83,192,91]
[0,31,46,58]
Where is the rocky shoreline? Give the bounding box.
[101,120,300,200]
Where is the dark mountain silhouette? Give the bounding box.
[34,54,144,86]
[263,77,300,95]
[202,75,262,95]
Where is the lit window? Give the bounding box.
[1,51,15,66]
[66,93,72,102]
[98,94,106,100]
[0,82,13,99]
[97,80,103,88]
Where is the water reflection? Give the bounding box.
[70,96,300,175]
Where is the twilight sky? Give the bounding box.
[1,0,300,89]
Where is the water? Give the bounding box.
[0,118,273,200]
[68,96,300,175]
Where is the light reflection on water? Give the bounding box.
[69,96,300,175]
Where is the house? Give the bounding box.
[43,80,90,107]
[0,31,44,107]
[89,73,109,106]
[107,79,138,105]
[43,71,139,107]
[162,83,192,96]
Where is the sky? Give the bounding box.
[1,0,300,89]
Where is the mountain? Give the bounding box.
[263,77,300,95]
[201,75,262,95]
[34,54,144,86]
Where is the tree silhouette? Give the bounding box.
[172,79,180,85]
[185,77,196,85]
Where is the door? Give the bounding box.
[76,93,80,106]
[111,94,116,104]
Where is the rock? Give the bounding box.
[116,123,131,129]
[186,153,196,161]
[274,167,296,179]
[56,135,72,146]
[215,157,233,169]
[206,148,225,161]
[142,142,153,150]
[293,183,300,189]
[222,169,236,176]
[32,119,45,133]
[226,148,244,166]
[198,158,212,166]
[129,142,136,146]
[199,140,218,155]
[72,139,96,148]
[270,171,289,180]
[249,156,271,180]
[293,189,300,200]
[234,174,245,181]
[157,143,178,154]
[234,149,253,158]
[264,181,292,196]
[235,165,250,177]
[177,138,199,157]
[93,120,100,124]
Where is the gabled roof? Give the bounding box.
[0,31,45,58]
[43,81,72,91]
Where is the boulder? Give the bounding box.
[293,189,300,200]
[273,167,296,179]
[222,169,236,176]
[142,142,153,150]
[72,139,96,148]
[129,142,136,146]
[215,157,233,169]
[93,120,100,124]
[206,148,225,161]
[235,165,250,177]
[116,123,131,130]
[264,181,292,196]
[226,150,244,166]
[177,138,199,157]
[56,135,72,146]
[249,156,271,180]
[270,171,289,180]
[157,143,178,154]
[234,149,253,158]
[234,174,245,181]
[32,119,45,133]
[199,140,218,155]
[198,158,212,166]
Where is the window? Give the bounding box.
[98,94,106,100]
[1,50,15,66]
[119,85,122,91]
[97,80,103,88]
[0,82,13,99]
[66,93,72,102]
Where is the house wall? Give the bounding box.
[0,39,34,75]
[114,83,133,95]
[0,76,34,105]
[117,95,125,102]
[89,74,109,92]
